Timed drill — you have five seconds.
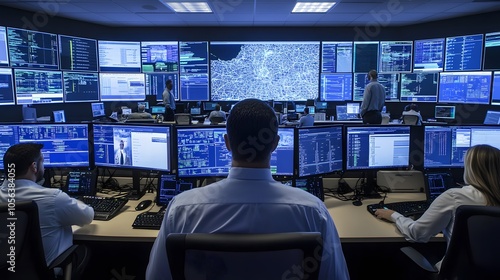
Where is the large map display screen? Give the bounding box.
[210,41,320,101]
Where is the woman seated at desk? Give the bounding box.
[375,145,500,270]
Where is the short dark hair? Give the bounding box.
[166,80,172,86]
[3,143,43,178]
[410,103,419,111]
[226,99,279,163]
[215,104,221,111]
[368,70,378,80]
[304,107,310,114]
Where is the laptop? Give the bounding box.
[61,170,97,197]
[367,172,456,217]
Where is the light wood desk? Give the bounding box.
[74,191,444,243]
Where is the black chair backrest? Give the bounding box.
[166,232,323,280]
[402,114,419,125]
[0,201,55,280]
[440,205,500,280]
[175,114,192,125]
[210,116,225,124]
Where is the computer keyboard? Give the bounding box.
[367,200,430,218]
[132,212,165,229]
[80,196,128,221]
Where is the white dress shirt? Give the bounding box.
[390,185,486,269]
[146,167,350,280]
[0,179,94,265]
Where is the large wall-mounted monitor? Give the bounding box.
[7,27,59,69]
[424,125,500,168]
[346,126,411,170]
[0,123,90,168]
[399,72,438,102]
[444,34,483,71]
[99,73,145,101]
[93,124,171,171]
[378,41,413,73]
[177,127,294,177]
[353,41,379,73]
[59,35,98,72]
[298,125,343,177]
[353,73,399,102]
[491,71,500,105]
[0,68,15,105]
[484,31,500,71]
[63,71,99,102]
[210,41,320,101]
[98,40,141,72]
[438,71,491,104]
[145,72,179,101]
[413,38,445,72]
[14,69,63,104]
[321,41,353,73]
[0,26,9,67]
[180,73,209,101]
[141,41,179,72]
[320,73,353,101]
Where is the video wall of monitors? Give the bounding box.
[1,25,500,105]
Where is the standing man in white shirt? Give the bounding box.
[162,79,176,121]
[0,143,94,271]
[114,139,130,165]
[146,98,350,280]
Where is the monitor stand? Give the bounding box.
[361,171,381,199]
[127,170,146,200]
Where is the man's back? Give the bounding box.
[299,114,315,127]
[147,168,349,279]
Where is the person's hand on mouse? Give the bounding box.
[374,208,395,221]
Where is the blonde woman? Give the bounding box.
[375,144,500,269]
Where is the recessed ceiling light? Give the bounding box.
[159,1,212,13]
[292,2,336,13]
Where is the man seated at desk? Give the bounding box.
[146,99,349,280]
[298,107,315,127]
[127,104,153,119]
[207,104,226,123]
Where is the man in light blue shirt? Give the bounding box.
[146,99,350,280]
[298,107,315,127]
[360,70,385,124]
[0,143,94,267]
[162,79,176,121]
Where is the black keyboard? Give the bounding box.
[132,212,165,229]
[80,196,128,221]
[367,200,430,217]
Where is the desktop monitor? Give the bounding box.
[297,125,343,177]
[156,174,193,206]
[137,101,149,110]
[295,104,306,113]
[424,125,500,168]
[93,124,171,171]
[203,102,217,111]
[484,110,500,125]
[91,102,105,118]
[347,103,360,115]
[53,110,66,123]
[121,108,132,115]
[151,106,165,114]
[177,126,294,177]
[0,123,90,169]
[346,125,411,170]
[22,106,37,121]
[435,106,456,119]
[190,107,201,115]
[307,106,315,114]
[315,101,328,110]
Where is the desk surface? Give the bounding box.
[73,191,442,243]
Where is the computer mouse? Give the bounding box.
[135,199,153,211]
[352,200,363,206]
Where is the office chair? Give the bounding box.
[402,115,419,125]
[166,232,323,280]
[400,205,500,280]
[210,116,225,125]
[381,114,390,124]
[174,113,192,125]
[0,201,86,280]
